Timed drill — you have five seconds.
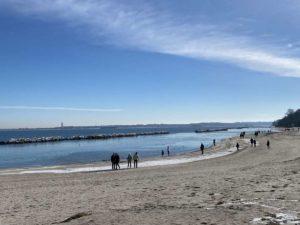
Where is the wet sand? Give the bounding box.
[0,131,299,225]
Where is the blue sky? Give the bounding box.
[0,0,300,128]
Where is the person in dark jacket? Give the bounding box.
[200,143,204,155]
[133,152,139,168]
[111,153,115,170]
[127,153,132,168]
[115,153,120,170]
[267,140,270,149]
[236,142,240,151]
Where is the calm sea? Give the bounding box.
[0,127,271,169]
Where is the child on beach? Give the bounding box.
[236,143,239,151]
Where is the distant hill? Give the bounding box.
[273,109,300,127]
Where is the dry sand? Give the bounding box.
[0,131,299,225]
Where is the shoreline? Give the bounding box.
[0,128,274,171]
[0,135,249,175]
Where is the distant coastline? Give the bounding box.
[0,121,272,131]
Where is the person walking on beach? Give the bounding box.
[167,146,170,156]
[127,153,132,168]
[133,152,139,168]
[213,139,216,147]
[115,153,120,170]
[161,150,164,157]
[250,138,254,147]
[111,153,115,170]
[200,143,204,155]
[236,142,240,151]
[267,140,270,149]
[253,139,256,147]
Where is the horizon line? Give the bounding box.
[0,106,123,112]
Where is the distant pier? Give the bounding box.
[195,128,228,133]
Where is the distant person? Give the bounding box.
[127,153,132,168]
[115,153,120,170]
[167,146,170,156]
[213,139,216,147]
[161,150,164,157]
[200,143,204,155]
[253,139,256,147]
[236,142,240,151]
[267,140,270,149]
[133,152,139,168]
[250,138,254,147]
[111,153,115,170]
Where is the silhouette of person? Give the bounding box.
[127,153,132,168]
[167,146,170,156]
[236,143,240,151]
[267,140,270,149]
[161,150,164,157]
[133,152,139,168]
[111,153,115,170]
[253,139,256,147]
[115,153,120,170]
[250,138,254,147]
[200,143,204,155]
[213,139,216,146]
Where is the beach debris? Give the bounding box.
[252,212,300,224]
[60,212,92,223]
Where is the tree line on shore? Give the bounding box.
[273,108,300,127]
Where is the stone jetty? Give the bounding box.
[0,131,169,145]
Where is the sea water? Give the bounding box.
[0,128,271,169]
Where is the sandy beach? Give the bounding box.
[0,131,299,225]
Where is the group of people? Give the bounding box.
[111,152,139,170]
[127,152,139,168]
[250,138,257,147]
[161,146,170,157]
[111,152,121,170]
[235,138,270,151]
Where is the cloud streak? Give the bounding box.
[0,106,122,112]
[2,0,300,77]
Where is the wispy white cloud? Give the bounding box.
[2,0,300,77]
[0,106,122,112]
